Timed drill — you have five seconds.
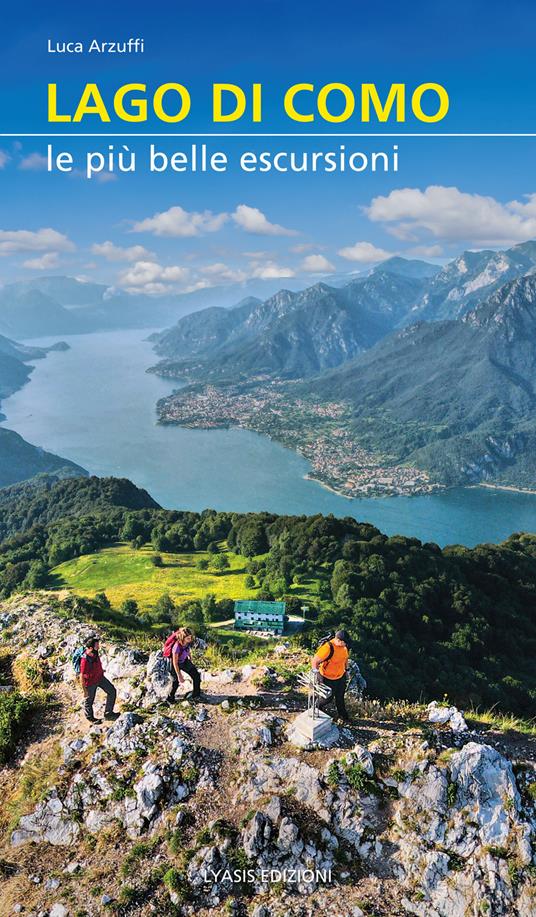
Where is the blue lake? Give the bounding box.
[2,328,536,547]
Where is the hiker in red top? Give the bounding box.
[80,635,118,723]
[163,626,203,702]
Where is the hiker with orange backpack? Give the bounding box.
[311,629,352,724]
[163,626,203,702]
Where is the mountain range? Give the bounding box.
[410,239,536,323]
[297,273,536,485]
[149,242,536,385]
[0,274,317,340]
[4,239,536,491]
[149,241,536,489]
[150,264,433,382]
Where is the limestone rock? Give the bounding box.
[427,701,468,733]
[11,789,80,847]
[345,744,374,776]
[48,905,69,917]
[145,650,173,702]
[134,765,164,820]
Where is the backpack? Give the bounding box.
[317,634,335,670]
[163,633,178,659]
[72,646,85,674]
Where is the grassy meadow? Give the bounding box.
[50,543,261,609]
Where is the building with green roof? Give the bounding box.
[234,600,286,634]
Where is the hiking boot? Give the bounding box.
[86,716,102,724]
[190,693,206,703]
[104,712,120,721]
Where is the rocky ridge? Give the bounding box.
[0,596,535,917]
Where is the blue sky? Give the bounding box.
[1,0,536,292]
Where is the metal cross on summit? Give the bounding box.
[297,670,331,720]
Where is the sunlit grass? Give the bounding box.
[3,741,63,835]
[466,707,536,737]
[51,543,258,608]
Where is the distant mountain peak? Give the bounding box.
[372,256,440,279]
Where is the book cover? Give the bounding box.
[0,2,535,915]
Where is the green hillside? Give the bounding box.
[0,428,86,489]
[1,475,535,716]
[0,475,159,538]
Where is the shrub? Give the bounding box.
[163,867,189,900]
[447,780,458,807]
[167,829,184,855]
[0,691,35,765]
[343,762,379,796]
[195,827,212,846]
[12,654,48,692]
[326,762,341,788]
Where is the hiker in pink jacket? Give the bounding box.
[163,626,203,702]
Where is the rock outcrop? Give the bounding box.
[2,597,535,917]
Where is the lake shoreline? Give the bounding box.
[2,328,536,547]
[476,482,536,496]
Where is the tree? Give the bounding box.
[235,520,269,557]
[178,603,204,627]
[201,593,217,621]
[154,593,175,621]
[211,553,230,573]
[24,560,49,589]
[152,554,164,567]
[121,513,145,541]
[196,558,209,571]
[95,592,111,609]
[245,574,256,589]
[335,583,354,609]
[270,577,287,597]
[207,541,220,554]
[121,598,139,617]
[330,559,359,601]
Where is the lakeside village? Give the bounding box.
[157,382,439,498]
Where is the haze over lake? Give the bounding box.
[2,329,536,547]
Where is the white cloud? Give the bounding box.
[0,150,10,169]
[242,250,273,259]
[232,204,297,236]
[366,185,536,247]
[290,242,320,254]
[338,241,393,263]
[0,228,74,255]
[91,241,156,263]
[300,253,335,273]
[132,205,228,237]
[117,260,192,293]
[23,252,60,270]
[19,152,48,171]
[200,262,248,283]
[251,261,296,279]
